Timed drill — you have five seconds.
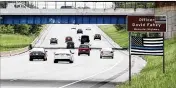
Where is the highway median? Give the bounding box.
[99,24,176,88]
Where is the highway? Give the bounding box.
[0,24,146,88]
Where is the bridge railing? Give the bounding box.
[0,8,154,15]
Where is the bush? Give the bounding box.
[0,25,14,34]
[0,24,43,36]
[13,24,31,35]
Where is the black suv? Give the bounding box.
[66,41,75,49]
[81,35,90,44]
[77,29,83,34]
[50,38,58,44]
[29,48,47,61]
[94,34,101,40]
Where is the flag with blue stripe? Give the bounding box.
[131,36,164,56]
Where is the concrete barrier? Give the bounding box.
[0,25,50,57]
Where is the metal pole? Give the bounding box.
[163,32,165,73]
[75,2,76,8]
[55,1,57,9]
[129,32,131,85]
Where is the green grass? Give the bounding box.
[0,34,35,51]
[99,25,128,48]
[99,25,176,88]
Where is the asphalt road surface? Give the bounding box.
[0,24,146,88]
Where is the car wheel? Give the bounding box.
[44,58,47,61]
[54,60,58,63]
[100,56,102,59]
[78,53,80,56]
[29,58,33,61]
[69,60,73,63]
[88,53,90,56]
[111,56,113,59]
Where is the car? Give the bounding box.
[54,50,74,63]
[66,41,75,49]
[86,27,91,30]
[78,44,91,56]
[65,36,72,42]
[81,35,90,44]
[77,29,83,34]
[50,38,58,44]
[29,48,47,61]
[100,48,114,59]
[94,34,101,40]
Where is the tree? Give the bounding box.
[30,24,42,35]
[14,24,31,35]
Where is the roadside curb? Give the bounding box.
[0,25,50,57]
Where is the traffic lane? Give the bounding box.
[4,50,123,80]
[1,50,124,88]
[38,24,114,48]
[1,50,123,80]
[0,50,124,88]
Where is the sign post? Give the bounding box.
[127,15,166,85]
[128,32,131,85]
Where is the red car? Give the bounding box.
[78,44,91,56]
[65,36,72,42]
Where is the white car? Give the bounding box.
[100,48,114,59]
[54,50,74,63]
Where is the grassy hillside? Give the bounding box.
[99,25,176,88]
[0,34,35,51]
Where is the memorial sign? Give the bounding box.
[128,16,166,32]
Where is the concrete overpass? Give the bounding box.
[0,8,154,24]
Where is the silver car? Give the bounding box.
[54,50,74,63]
[100,48,114,59]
